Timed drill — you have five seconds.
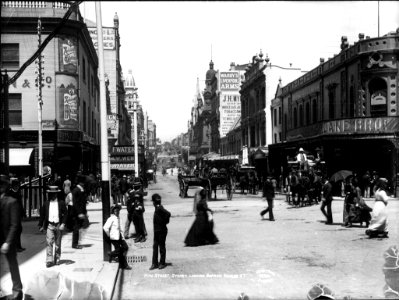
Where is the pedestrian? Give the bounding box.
[366,178,390,238]
[260,177,275,221]
[149,193,171,270]
[63,175,71,198]
[132,192,147,243]
[71,175,87,249]
[124,189,135,239]
[8,178,25,252]
[185,189,219,246]
[38,186,68,267]
[0,174,23,300]
[320,178,333,224]
[119,175,128,205]
[103,204,132,270]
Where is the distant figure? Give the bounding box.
[103,204,132,270]
[0,174,23,300]
[185,189,219,246]
[63,175,72,197]
[296,148,308,170]
[71,175,87,249]
[321,178,333,224]
[150,194,171,270]
[260,177,275,221]
[38,186,68,268]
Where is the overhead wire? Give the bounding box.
[1,1,83,90]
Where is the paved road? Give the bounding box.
[114,173,398,300]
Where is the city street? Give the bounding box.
[114,172,398,300]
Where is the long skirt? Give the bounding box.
[184,212,218,247]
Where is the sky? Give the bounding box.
[82,1,399,142]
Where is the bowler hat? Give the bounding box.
[47,186,61,193]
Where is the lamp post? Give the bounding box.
[36,18,44,177]
[95,1,111,261]
[132,95,139,178]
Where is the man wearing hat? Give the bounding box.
[149,194,171,270]
[103,204,131,270]
[0,174,23,300]
[366,178,390,238]
[132,192,147,243]
[296,147,308,170]
[8,178,25,252]
[38,186,68,267]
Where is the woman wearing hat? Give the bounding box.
[38,186,68,267]
[103,204,132,269]
[366,178,390,238]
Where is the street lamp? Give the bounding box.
[132,95,139,178]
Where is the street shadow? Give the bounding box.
[58,259,75,265]
[79,244,94,248]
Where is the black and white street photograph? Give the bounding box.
[1,1,399,299]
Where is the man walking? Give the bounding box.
[38,186,68,267]
[149,194,171,270]
[8,178,25,252]
[71,175,87,249]
[260,177,275,221]
[0,174,23,300]
[321,178,333,224]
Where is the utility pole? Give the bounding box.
[36,18,44,177]
[95,1,111,261]
[133,95,139,178]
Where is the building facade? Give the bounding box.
[269,31,399,191]
[240,51,305,173]
[1,1,101,177]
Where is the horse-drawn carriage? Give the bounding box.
[208,171,233,200]
[178,174,210,198]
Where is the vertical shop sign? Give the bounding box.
[59,36,78,73]
[58,83,79,129]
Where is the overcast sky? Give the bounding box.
[82,1,399,142]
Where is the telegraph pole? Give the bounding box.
[95,1,111,261]
[36,18,44,177]
[133,96,139,178]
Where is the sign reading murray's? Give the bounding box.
[219,71,241,137]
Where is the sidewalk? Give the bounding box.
[0,202,119,300]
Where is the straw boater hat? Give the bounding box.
[47,186,61,193]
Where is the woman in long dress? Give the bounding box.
[185,189,219,246]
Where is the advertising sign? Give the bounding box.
[219,92,241,137]
[107,114,117,130]
[59,36,78,73]
[88,27,115,50]
[58,83,79,129]
[110,163,134,170]
[219,71,240,91]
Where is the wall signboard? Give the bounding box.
[58,83,79,129]
[59,36,78,73]
[88,27,116,50]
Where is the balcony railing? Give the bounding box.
[1,1,70,9]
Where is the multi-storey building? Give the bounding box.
[87,13,131,147]
[269,31,399,191]
[1,1,101,177]
[240,51,305,174]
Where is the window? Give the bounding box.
[278,107,282,125]
[9,93,22,125]
[1,44,19,69]
[312,99,318,123]
[299,105,304,127]
[274,133,277,143]
[349,86,355,117]
[293,107,298,128]
[328,87,336,119]
[82,58,86,81]
[83,101,86,131]
[369,77,387,117]
[273,108,277,126]
[91,75,94,96]
[305,102,310,125]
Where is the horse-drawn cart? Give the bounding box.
[178,175,210,198]
[208,172,233,200]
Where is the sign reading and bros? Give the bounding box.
[88,27,115,50]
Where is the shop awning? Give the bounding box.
[9,148,34,166]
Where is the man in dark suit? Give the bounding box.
[260,177,276,221]
[8,178,25,252]
[321,178,333,224]
[71,175,87,249]
[38,186,68,267]
[149,194,171,270]
[0,174,23,300]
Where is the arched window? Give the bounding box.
[312,99,317,123]
[328,88,335,119]
[369,77,387,117]
[299,105,304,126]
[305,102,310,125]
[349,86,355,117]
[293,107,298,128]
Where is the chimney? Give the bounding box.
[340,36,349,51]
[358,33,365,40]
[320,58,325,64]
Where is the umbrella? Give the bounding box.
[330,170,353,182]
